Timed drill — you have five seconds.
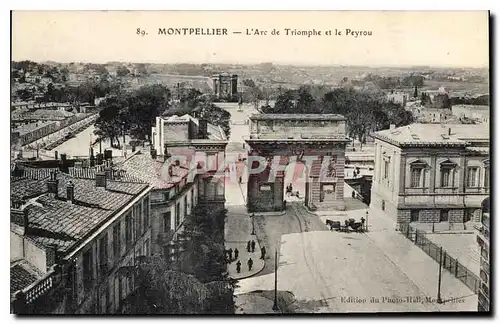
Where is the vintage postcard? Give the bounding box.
[10,11,490,315]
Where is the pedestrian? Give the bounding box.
[251,240,256,253]
[234,248,239,260]
[236,260,242,273]
[246,241,251,252]
[247,258,253,271]
[239,176,242,184]
[228,248,233,261]
[261,245,267,260]
[352,190,356,198]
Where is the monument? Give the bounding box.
[244,114,351,213]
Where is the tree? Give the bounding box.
[117,66,130,77]
[93,96,128,147]
[413,86,418,98]
[122,206,236,315]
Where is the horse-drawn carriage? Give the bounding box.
[326,217,365,233]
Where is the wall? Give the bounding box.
[163,121,190,142]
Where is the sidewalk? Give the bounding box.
[224,179,265,280]
[309,182,478,311]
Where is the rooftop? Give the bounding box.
[119,151,193,190]
[371,123,490,147]
[11,170,150,254]
[13,121,58,136]
[10,260,43,296]
[250,114,346,121]
[164,114,227,141]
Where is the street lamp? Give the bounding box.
[365,210,369,232]
[272,248,279,311]
[437,246,443,304]
[251,213,256,235]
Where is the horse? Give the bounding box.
[325,219,341,231]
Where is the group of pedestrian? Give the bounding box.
[230,240,268,274]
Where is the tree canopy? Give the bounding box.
[266,86,415,148]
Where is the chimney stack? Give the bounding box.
[96,171,107,188]
[198,119,208,138]
[104,160,113,181]
[96,153,104,166]
[66,181,75,203]
[47,171,59,197]
[59,153,69,173]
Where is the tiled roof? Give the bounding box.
[10,261,42,295]
[11,172,150,254]
[119,151,191,189]
[371,123,490,147]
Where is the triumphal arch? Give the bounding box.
[244,114,351,213]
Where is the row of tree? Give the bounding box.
[260,86,414,149]
[93,84,171,146]
[122,206,235,314]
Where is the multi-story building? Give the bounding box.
[126,113,228,260]
[477,197,490,312]
[370,123,489,230]
[10,163,152,314]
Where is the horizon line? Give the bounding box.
[10,59,488,70]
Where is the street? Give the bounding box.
[220,102,478,313]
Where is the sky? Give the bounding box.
[11,11,489,67]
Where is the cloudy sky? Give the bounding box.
[12,11,489,67]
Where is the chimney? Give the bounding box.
[104,160,113,181]
[448,127,452,135]
[95,171,107,188]
[59,154,68,173]
[199,119,208,138]
[23,209,29,235]
[151,149,157,159]
[96,153,104,166]
[47,171,59,197]
[390,124,396,131]
[66,181,75,203]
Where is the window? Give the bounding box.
[113,223,121,259]
[467,167,478,187]
[163,211,171,232]
[143,197,150,229]
[83,248,94,291]
[98,233,108,276]
[191,188,194,210]
[410,168,422,188]
[484,167,490,188]
[144,239,150,257]
[440,209,449,222]
[134,204,141,240]
[411,210,420,222]
[441,168,451,187]
[207,153,217,171]
[175,203,180,229]
[164,191,170,201]
[125,212,132,248]
[383,160,389,179]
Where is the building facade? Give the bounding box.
[11,163,152,314]
[136,114,228,260]
[477,197,490,312]
[370,123,489,229]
